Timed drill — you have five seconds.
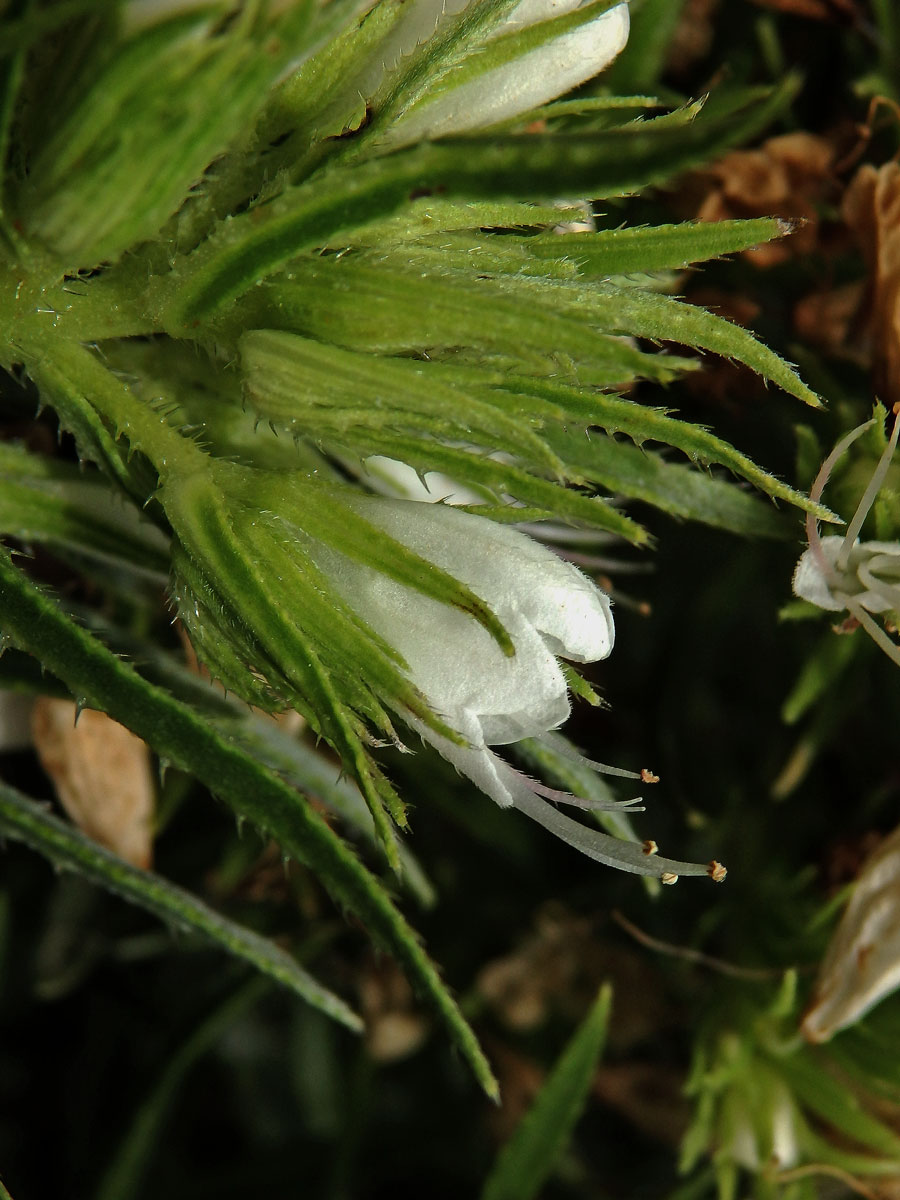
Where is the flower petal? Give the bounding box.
[347,498,614,662]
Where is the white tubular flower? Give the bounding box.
[317,497,613,755]
[307,498,652,851]
[384,0,630,146]
[303,497,719,879]
[793,404,900,668]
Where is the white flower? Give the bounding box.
[308,498,643,845]
[382,0,630,146]
[316,497,613,760]
[305,496,721,879]
[793,405,900,668]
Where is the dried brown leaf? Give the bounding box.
[802,824,900,1043]
[793,281,865,354]
[690,133,835,265]
[32,698,155,869]
[843,162,900,406]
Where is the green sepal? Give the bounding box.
[561,662,604,708]
[162,467,411,854]
[239,328,566,479]
[15,4,322,268]
[8,336,160,505]
[483,276,820,408]
[492,374,831,518]
[237,258,682,385]
[546,428,798,538]
[524,217,795,278]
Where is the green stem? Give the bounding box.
[0,258,158,343]
[8,331,203,483]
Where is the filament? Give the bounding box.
[805,418,874,586]
[837,406,900,572]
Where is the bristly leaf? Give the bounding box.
[481,985,613,1200]
[0,779,364,1032]
[0,548,499,1100]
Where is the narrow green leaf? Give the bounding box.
[155,155,431,330]
[0,549,499,1098]
[54,600,436,906]
[327,197,594,246]
[393,79,798,201]
[481,985,613,1200]
[0,0,30,248]
[11,366,132,500]
[547,428,795,537]
[364,217,790,282]
[156,82,798,328]
[781,633,859,725]
[799,1125,900,1179]
[527,217,793,277]
[17,6,316,267]
[0,780,362,1032]
[240,329,565,477]
[495,375,832,519]
[239,258,676,386]
[485,277,820,407]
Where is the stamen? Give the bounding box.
[805,418,875,586]
[848,601,900,669]
[509,786,711,878]
[838,405,900,572]
[557,550,655,575]
[528,777,645,813]
[539,736,642,780]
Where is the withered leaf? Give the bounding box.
[843,162,900,407]
[32,698,155,869]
